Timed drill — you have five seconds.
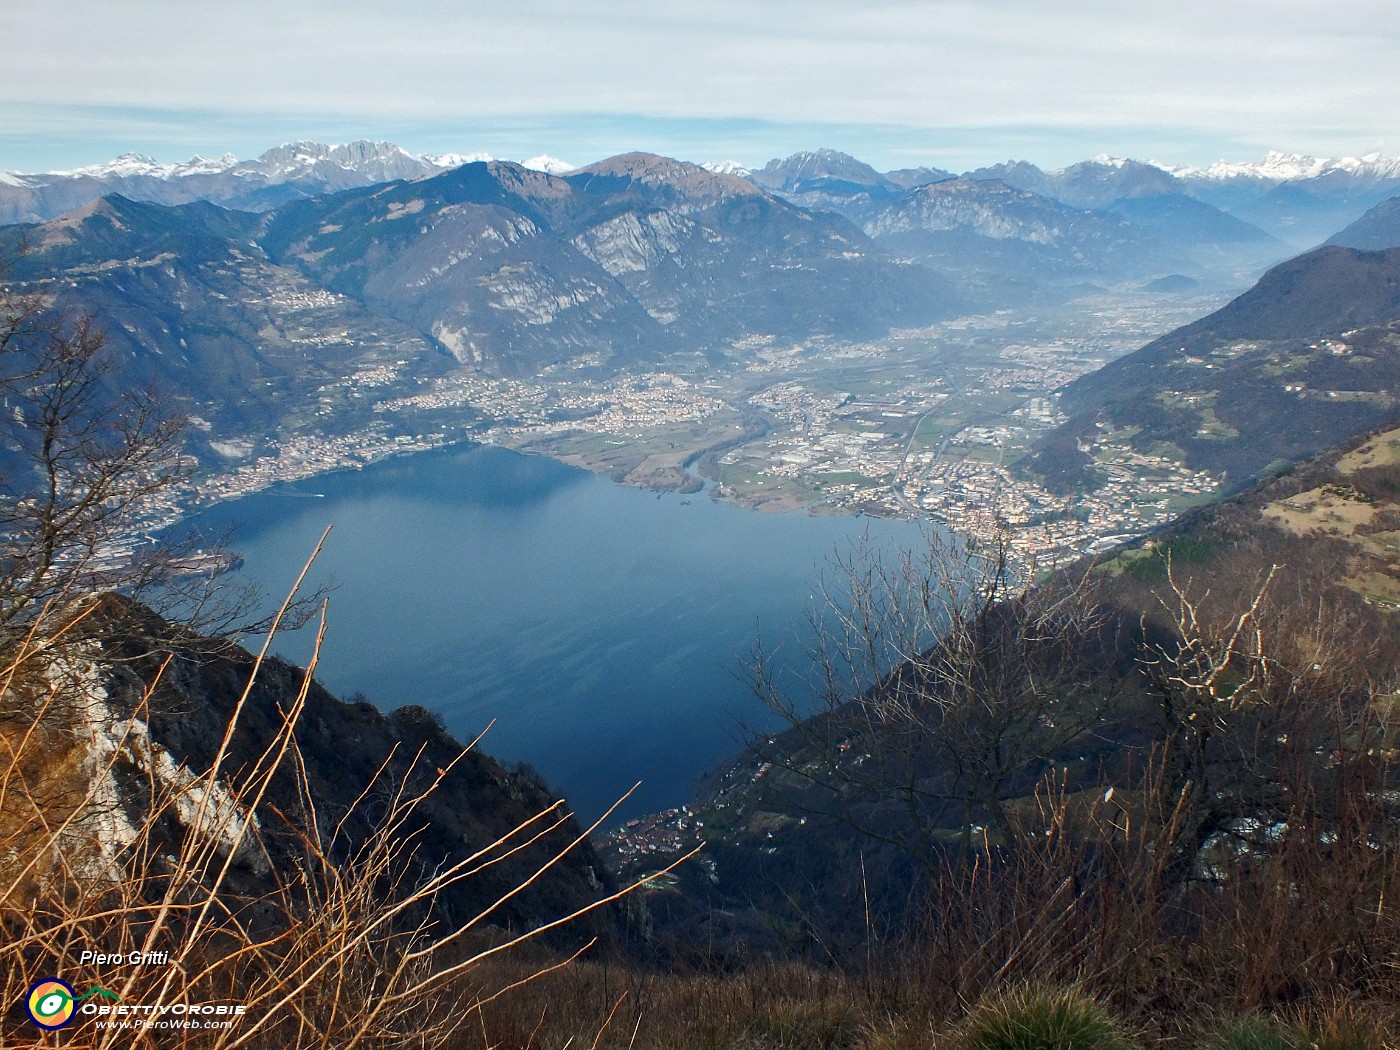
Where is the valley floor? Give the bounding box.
[151,288,1233,569]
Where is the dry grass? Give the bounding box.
[0,536,687,1048]
[1336,426,1400,474]
[449,958,870,1049]
[439,754,1400,1048]
[1260,486,1379,539]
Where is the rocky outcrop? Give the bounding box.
[2,597,619,948]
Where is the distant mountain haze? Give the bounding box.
[746,150,1297,300]
[0,141,570,225]
[8,141,1399,251]
[6,142,1400,476]
[1327,196,1400,251]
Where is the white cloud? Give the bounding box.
[2,0,1397,170]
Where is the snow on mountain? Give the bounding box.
[58,153,179,179]
[16,142,437,184]
[12,143,1400,192]
[7,142,1400,231]
[1157,151,1400,183]
[234,141,434,180]
[520,155,575,175]
[240,142,336,177]
[177,154,241,176]
[428,152,495,169]
[752,149,887,191]
[51,152,239,180]
[0,142,585,225]
[702,160,753,177]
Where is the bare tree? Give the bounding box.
[749,530,1119,870]
[0,267,188,641]
[1137,556,1383,887]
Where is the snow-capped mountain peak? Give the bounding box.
[428,151,495,169]
[1157,151,1400,182]
[60,153,174,179]
[56,151,245,180]
[174,154,239,176]
[702,160,752,177]
[520,155,575,175]
[244,141,407,176]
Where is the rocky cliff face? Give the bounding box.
[256,155,956,375]
[2,597,619,948]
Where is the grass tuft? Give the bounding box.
[1296,1001,1395,1050]
[960,986,1138,1050]
[1193,1016,1308,1050]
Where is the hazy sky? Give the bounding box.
[3,0,1397,173]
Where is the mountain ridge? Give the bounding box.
[1,154,957,425]
[0,140,575,224]
[13,140,1399,241]
[1025,245,1400,491]
[1327,195,1400,251]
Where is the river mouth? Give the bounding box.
[180,442,935,823]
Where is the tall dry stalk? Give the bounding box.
[0,534,689,1048]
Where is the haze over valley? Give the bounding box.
[8,141,1400,571]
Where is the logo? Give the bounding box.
[26,978,76,1030]
[24,975,245,1031]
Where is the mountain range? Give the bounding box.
[256,154,952,375]
[862,176,1203,301]
[7,140,1400,484]
[745,148,1400,253]
[0,194,446,436]
[726,148,1400,299]
[0,141,574,225]
[7,139,1396,321]
[8,142,1399,255]
[0,153,954,439]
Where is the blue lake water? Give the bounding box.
[183,444,932,823]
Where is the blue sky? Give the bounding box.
[3,0,1397,173]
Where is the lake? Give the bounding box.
[183,444,933,823]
